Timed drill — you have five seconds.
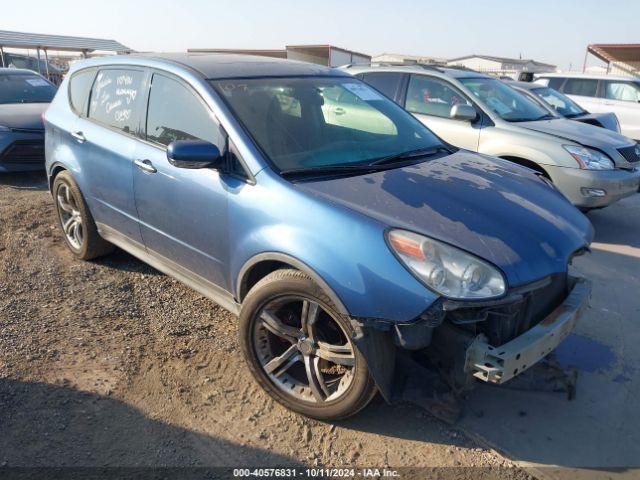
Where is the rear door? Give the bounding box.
[560,77,602,113]
[358,72,406,103]
[79,67,147,243]
[403,74,481,151]
[601,80,640,140]
[133,71,230,288]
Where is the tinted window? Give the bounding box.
[0,73,56,105]
[406,75,472,118]
[563,78,598,97]
[361,73,403,101]
[212,77,442,172]
[69,69,96,115]
[547,77,565,90]
[146,74,221,147]
[89,69,145,134]
[604,81,640,102]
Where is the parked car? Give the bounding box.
[45,54,593,420]
[506,80,621,133]
[0,68,56,173]
[1,52,66,85]
[535,73,640,141]
[347,65,640,209]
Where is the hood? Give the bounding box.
[573,112,620,134]
[297,151,593,288]
[0,103,48,130]
[518,118,632,149]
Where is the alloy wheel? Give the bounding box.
[56,183,84,250]
[253,296,356,404]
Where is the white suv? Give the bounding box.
[535,73,640,141]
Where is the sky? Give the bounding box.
[2,0,639,70]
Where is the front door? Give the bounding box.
[404,74,481,151]
[133,72,230,288]
[601,80,640,140]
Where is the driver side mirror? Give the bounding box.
[450,104,478,122]
[167,140,223,170]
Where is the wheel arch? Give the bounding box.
[499,155,551,178]
[236,252,349,315]
[48,162,69,193]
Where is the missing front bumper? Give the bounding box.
[465,278,591,384]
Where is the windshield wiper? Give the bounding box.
[533,113,556,121]
[280,164,380,178]
[367,146,452,166]
[280,147,453,179]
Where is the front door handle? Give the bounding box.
[71,131,85,143]
[134,159,157,174]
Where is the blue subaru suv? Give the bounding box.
[44,54,593,420]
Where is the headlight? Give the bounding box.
[0,125,10,132]
[563,145,614,170]
[387,229,506,300]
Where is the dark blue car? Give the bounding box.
[0,68,56,172]
[44,54,593,419]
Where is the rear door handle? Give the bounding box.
[334,107,346,116]
[71,131,85,143]
[134,159,157,174]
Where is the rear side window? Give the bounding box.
[146,74,222,147]
[546,77,565,90]
[89,69,145,134]
[405,75,471,118]
[68,69,96,115]
[361,73,404,102]
[563,78,598,97]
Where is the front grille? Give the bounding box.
[0,139,45,164]
[447,273,568,347]
[618,144,640,163]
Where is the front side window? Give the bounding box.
[69,69,96,115]
[211,77,442,172]
[563,78,598,97]
[460,77,550,122]
[89,69,145,134]
[405,75,472,118]
[0,73,56,105]
[531,87,586,117]
[361,72,404,101]
[604,81,640,102]
[146,74,221,147]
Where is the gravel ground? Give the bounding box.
[0,171,531,479]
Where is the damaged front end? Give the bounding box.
[352,272,591,402]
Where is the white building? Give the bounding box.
[371,53,447,65]
[188,45,370,68]
[446,55,556,79]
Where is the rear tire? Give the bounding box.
[53,171,114,260]
[239,269,377,420]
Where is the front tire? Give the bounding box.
[239,269,377,420]
[53,171,114,260]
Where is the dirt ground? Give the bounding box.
[0,171,531,479]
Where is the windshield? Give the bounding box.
[530,86,586,117]
[459,78,551,122]
[211,77,443,172]
[0,73,56,104]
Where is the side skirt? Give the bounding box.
[96,222,240,315]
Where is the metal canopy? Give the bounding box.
[588,44,640,64]
[0,29,131,53]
